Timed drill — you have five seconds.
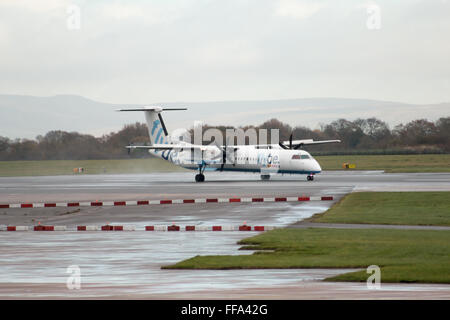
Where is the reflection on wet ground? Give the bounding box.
[1,172,449,298]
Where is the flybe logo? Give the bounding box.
[257,153,280,167]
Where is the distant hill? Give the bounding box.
[0,94,448,139]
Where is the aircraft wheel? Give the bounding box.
[195,174,205,182]
[307,175,314,181]
[260,174,270,181]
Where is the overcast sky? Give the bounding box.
[0,0,449,105]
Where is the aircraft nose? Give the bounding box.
[312,159,321,173]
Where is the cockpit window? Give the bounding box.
[292,154,310,160]
[291,154,311,160]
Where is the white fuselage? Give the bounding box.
[151,143,322,175]
[117,107,330,180]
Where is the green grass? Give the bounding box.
[163,228,450,283]
[315,154,450,172]
[164,192,450,283]
[311,192,450,226]
[0,158,185,177]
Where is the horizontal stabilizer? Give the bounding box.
[281,139,341,146]
[117,107,187,112]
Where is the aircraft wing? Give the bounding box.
[126,144,217,151]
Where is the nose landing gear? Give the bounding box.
[195,173,205,182]
[306,174,314,181]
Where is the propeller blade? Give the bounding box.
[279,142,289,150]
[279,133,294,150]
[215,136,237,170]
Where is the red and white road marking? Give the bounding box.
[0,195,333,209]
[1,224,277,232]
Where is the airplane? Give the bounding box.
[118,107,341,182]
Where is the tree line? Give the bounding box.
[0,117,448,161]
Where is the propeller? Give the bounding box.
[212,137,237,171]
[279,133,303,150]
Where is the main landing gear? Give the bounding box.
[260,174,271,181]
[306,174,314,181]
[195,164,206,182]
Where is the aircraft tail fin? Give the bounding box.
[117,107,187,145]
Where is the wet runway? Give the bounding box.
[0,231,360,299]
[0,171,449,299]
[1,171,449,204]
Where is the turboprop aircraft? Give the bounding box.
[118,107,340,182]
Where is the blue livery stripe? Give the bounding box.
[151,120,160,136]
[155,127,163,144]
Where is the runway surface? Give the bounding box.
[1,170,449,204]
[0,171,449,299]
